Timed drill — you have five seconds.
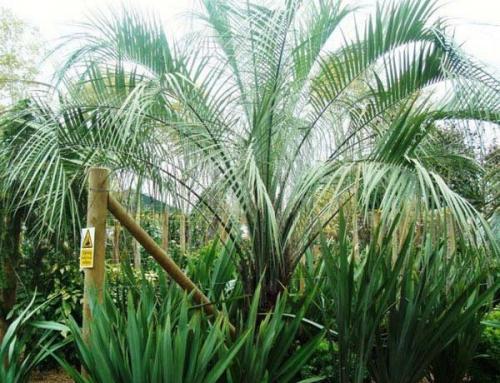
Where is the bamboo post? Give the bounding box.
[132,188,142,269]
[82,167,109,343]
[113,221,121,263]
[108,195,236,336]
[351,205,359,261]
[161,210,169,253]
[219,221,228,244]
[298,256,306,294]
[392,229,399,264]
[351,169,360,260]
[445,208,455,257]
[179,212,186,255]
[373,209,382,248]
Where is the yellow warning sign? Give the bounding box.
[80,227,95,269]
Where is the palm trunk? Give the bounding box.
[260,271,291,312]
[255,249,294,312]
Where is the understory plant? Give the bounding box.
[57,286,245,383]
[229,284,323,383]
[57,280,323,383]
[0,296,67,383]
[320,214,499,383]
[429,251,497,383]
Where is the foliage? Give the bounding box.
[426,123,485,210]
[431,311,484,383]
[319,214,498,383]
[0,295,67,383]
[14,244,82,323]
[470,308,500,383]
[299,340,337,382]
[9,240,82,371]
[228,284,323,383]
[57,288,245,383]
[0,1,497,381]
[56,280,322,383]
[187,240,241,307]
[368,248,495,383]
[2,0,499,308]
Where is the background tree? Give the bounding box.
[426,124,484,208]
[484,145,499,234]
[0,7,41,106]
[0,8,43,341]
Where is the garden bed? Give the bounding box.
[29,369,71,383]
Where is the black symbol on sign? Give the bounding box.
[82,230,93,248]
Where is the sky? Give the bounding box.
[1,0,499,74]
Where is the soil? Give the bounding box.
[29,369,73,383]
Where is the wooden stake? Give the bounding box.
[108,195,236,336]
[82,167,109,344]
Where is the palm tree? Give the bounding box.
[3,0,499,307]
